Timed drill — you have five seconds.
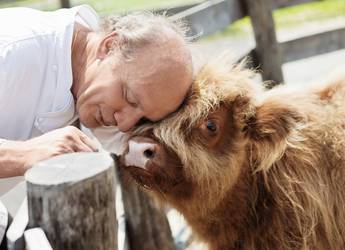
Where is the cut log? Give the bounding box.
[25,152,117,250]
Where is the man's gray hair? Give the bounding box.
[100,11,190,58]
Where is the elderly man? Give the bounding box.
[0,5,192,194]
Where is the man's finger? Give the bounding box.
[73,144,93,153]
[79,134,99,152]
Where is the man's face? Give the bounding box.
[76,40,192,132]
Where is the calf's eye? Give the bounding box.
[206,120,218,132]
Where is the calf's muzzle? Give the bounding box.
[124,137,158,170]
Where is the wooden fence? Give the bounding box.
[172,0,345,86]
[1,0,345,249]
[58,0,345,85]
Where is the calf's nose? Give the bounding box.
[125,137,157,169]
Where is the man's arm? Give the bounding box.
[0,126,99,178]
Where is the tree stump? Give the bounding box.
[25,152,117,250]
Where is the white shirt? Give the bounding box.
[0,5,99,140]
[0,5,99,202]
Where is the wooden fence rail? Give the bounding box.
[280,25,345,63]
[171,0,316,39]
[171,0,246,38]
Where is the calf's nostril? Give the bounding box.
[143,149,155,159]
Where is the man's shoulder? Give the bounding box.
[0,8,56,39]
[0,7,70,56]
[0,34,50,88]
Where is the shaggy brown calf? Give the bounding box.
[120,58,345,250]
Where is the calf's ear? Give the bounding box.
[242,99,305,171]
[246,100,303,141]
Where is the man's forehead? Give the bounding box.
[123,37,192,121]
[129,54,175,79]
[126,32,189,73]
[133,79,185,121]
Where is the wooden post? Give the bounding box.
[59,0,70,8]
[119,172,175,250]
[245,0,284,87]
[25,152,117,250]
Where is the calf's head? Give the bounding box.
[120,58,304,216]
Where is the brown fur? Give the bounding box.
[121,57,345,250]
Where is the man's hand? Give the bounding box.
[0,126,99,178]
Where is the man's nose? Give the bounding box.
[124,137,158,169]
[115,111,142,132]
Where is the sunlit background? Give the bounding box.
[6,0,340,85]
[1,1,345,249]
[0,0,200,13]
[2,0,345,25]
[1,0,345,85]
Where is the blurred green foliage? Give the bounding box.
[0,0,201,13]
[1,0,344,38]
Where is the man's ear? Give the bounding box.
[97,31,118,59]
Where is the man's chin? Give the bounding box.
[117,125,130,133]
[79,117,99,128]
